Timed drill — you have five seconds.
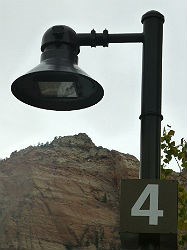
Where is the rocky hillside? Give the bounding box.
[0,133,139,250]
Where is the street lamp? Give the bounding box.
[11,26,104,111]
[11,10,177,249]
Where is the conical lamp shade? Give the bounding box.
[11,54,104,111]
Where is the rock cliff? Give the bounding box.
[0,133,139,250]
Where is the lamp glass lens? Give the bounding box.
[38,82,78,98]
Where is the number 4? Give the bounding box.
[131,184,164,225]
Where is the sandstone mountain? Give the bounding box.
[0,133,139,250]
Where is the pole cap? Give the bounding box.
[141,10,165,23]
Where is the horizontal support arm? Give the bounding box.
[77,30,144,47]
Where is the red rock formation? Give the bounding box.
[0,133,140,249]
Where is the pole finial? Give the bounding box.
[141,10,165,23]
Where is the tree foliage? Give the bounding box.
[161,125,187,248]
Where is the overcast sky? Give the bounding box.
[0,0,186,171]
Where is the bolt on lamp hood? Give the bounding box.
[11,25,104,111]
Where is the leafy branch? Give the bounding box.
[161,125,187,248]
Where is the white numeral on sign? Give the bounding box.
[131,184,164,225]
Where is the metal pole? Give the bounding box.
[140,11,164,180]
[139,10,164,250]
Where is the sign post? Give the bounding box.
[120,10,178,250]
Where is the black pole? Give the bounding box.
[139,10,164,250]
[140,11,164,180]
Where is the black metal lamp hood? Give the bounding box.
[11,25,104,111]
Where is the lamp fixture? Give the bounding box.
[11,25,104,111]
